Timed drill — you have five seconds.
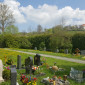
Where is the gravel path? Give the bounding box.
[7,49,85,64]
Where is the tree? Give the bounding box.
[0,3,15,33]
[5,25,18,34]
[37,25,43,33]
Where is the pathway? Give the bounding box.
[6,49,85,64]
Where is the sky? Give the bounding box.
[0,0,85,32]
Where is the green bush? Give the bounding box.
[39,42,45,50]
[59,49,65,53]
[19,37,32,49]
[6,58,13,65]
[2,69,10,80]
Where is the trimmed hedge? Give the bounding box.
[0,34,32,49]
[72,33,85,52]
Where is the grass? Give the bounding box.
[8,48,85,60]
[0,48,85,85]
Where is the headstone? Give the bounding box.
[17,55,21,69]
[81,50,85,55]
[0,60,4,83]
[55,49,59,53]
[70,67,83,82]
[25,57,33,74]
[34,47,37,50]
[44,47,46,51]
[64,49,68,54]
[34,54,41,66]
[11,65,17,85]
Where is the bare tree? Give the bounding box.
[0,3,15,33]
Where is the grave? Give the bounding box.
[34,47,37,50]
[34,54,41,66]
[44,47,46,51]
[81,50,85,55]
[17,55,21,69]
[55,49,59,53]
[64,49,68,54]
[70,67,85,82]
[10,65,17,85]
[25,57,33,74]
[0,60,4,83]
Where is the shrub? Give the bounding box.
[39,42,45,50]
[6,58,13,65]
[2,69,10,80]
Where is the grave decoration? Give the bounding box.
[32,66,39,75]
[34,54,41,66]
[25,57,33,74]
[49,62,64,74]
[75,48,80,56]
[20,74,37,85]
[6,57,13,65]
[70,67,85,82]
[41,75,70,85]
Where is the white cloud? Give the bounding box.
[4,0,26,23]
[3,0,85,27]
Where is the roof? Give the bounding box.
[82,24,85,26]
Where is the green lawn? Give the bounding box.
[0,48,85,85]
[8,48,85,60]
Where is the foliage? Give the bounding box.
[39,42,45,50]
[2,69,10,80]
[49,28,72,51]
[6,58,13,65]
[72,33,85,52]
[0,34,32,49]
[0,3,15,33]
[5,25,18,34]
[28,34,51,50]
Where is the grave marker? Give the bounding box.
[25,57,33,74]
[10,65,17,85]
[64,49,68,54]
[34,54,41,66]
[17,55,21,69]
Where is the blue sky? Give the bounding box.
[0,0,85,32]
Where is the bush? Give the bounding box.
[39,42,45,50]
[19,37,32,49]
[2,69,10,80]
[59,49,65,53]
[6,58,13,65]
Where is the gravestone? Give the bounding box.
[10,65,17,85]
[25,57,33,74]
[81,50,85,55]
[0,60,4,83]
[70,67,83,82]
[64,49,68,54]
[34,47,37,50]
[34,54,41,66]
[17,55,21,69]
[55,49,59,53]
[44,47,46,51]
